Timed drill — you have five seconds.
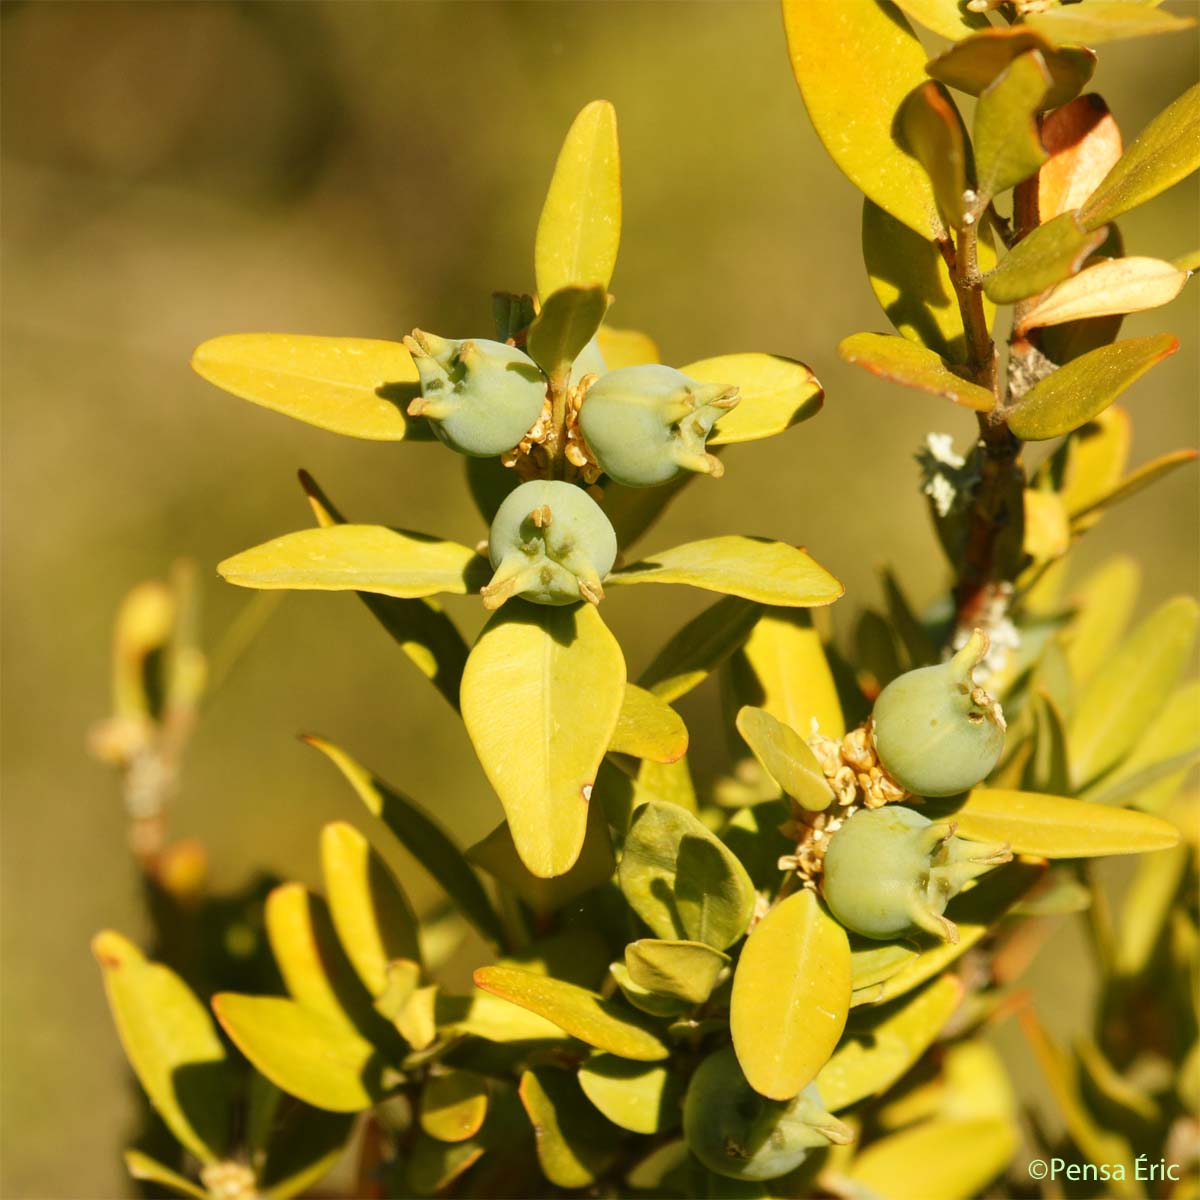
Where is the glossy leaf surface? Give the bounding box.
[519,1067,620,1189]
[624,939,729,1006]
[578,1055,682,1135]
[681,353,823,445]
[527,285,608,385]
[735,706,833,812]
[984,210,1108,303]
[610,684,688,762]
[1020,256,1189,331]
[420,1070,489,1143]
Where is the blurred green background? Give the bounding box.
[2,2,1195,1195]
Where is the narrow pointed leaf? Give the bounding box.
[680,353,823,445]
[730,890,851,1100]
[1026,690,1070,796]
[474,966,669,1061]
[1069,448,1200,527]
[93,932,228,1163]
[610,537,842,606]
[735,706,834,812]
[926,28,1095,110]
[526,285,608,385]
[618,801,757,950]
[1027,3,1195,47]
[299,471,467,708]
[321,822,419,995]
[900,82,969,227]
[1052,405,1132,519]
[1062,555,1140,685]
[1066,595,1198,785]
[596,325,659,370]
[1039,94,1124,221]
[839,332,995,411]
[192,334,428,440]
[984,210,1108,303]
[893,0,988,41]
[578,1055,682,1135]
[783,0,943,238]
[939,787,1180,857]
[1020,256,1190,331]
[624,939,729,1006]
[1115,844,1189,978]
[519,1067,620,1189]
[304,736,503,945]
[610,684,688,763]
[535,100,621,299]
[851,939,920,991]
[1008,334,1178,440]
[816,976,963,1111]
[122,1151,207,1200]
[420,1069,490,1143]
[845,1119,1018,1200]
[213,994,381,1113]
[467,801,614,917]
[638,596,760,703]
[461,601,625,878]
[1081,82,1200,228]
[973,50,1050,201]
[218,525,484,599]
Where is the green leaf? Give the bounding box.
[609,537,843,607]
[461,601,626,878]
[1114,844,1189,977]
[1083,681,1200,810]
[638,596,761,703]
[1019,256,1190,331]
[1008,334,1178,440]
[264,884,375,1030]
[850,938,920,991]
[626,1139,691,1191]
[535,100,621,299]
[406,1133,486,1196]
[299,471,467,709]
[122,1151,207,1200]
[783,0,943,238]
[1062,555,1140,685]
[1027,2,1195,46]
[256,1104,356,1199]
[926,27,1095,110]
[816,976,963,1111]
[893,0,988,40]
[218,525,484,600]
[936,787,1181,857]
[632,755,699,815]
[730,890,851,1100]
[578,1054,683,1135]
[735,706,834,812]
[526,285,608,387]
[973,50,1050,201]
[624,939,729,1006]
[838,332,995,411]
[436,989,566,1045]
[192,334,430,441]
[985,210,1109,304]
[212,993,382,1113]
[1025,690,1070,796]
[610,684,688,763]
[1081,82,1200,228]
[304,736,503,945]
[93,932,229,1163]
[420,1069,490,1143]
[875,862,1043,1003]
[734,610,846,739]
[900,82,970,227]
[845,1118,1018,1200]
[720,801,792,890]
[467,800,615,917]
[679,353,823,445]
[474,966,669,1061]
[608,961,691,1018]
[320,821,420,995]
[618,801,757,950]
[1068,448,1200,529]
[1066,595,1198,785]
[519,1067,620,1189]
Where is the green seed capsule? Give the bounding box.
[821,805,1011,943]
[405,331,547,457]
[578,364,739,488]
[871,630,1006,797]
[683,1045,851,1181]
[483,480,617,609]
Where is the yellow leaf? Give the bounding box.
[1020,256,1190,331]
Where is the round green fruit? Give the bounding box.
[578,364,738,488]
[405,331,546,457]
[683,1046,850,1181]
[821,805,1011,943]
[871,630,1006,797]
[482,480,617,609]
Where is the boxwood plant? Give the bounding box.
[94,3,1198,1197]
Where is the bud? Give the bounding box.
[482,480,617,609]
[821,804,1012,942]
[683,1045,852,1181]
[871,629,1006,797]
[578,364,738,487]
[405,331,547,457]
